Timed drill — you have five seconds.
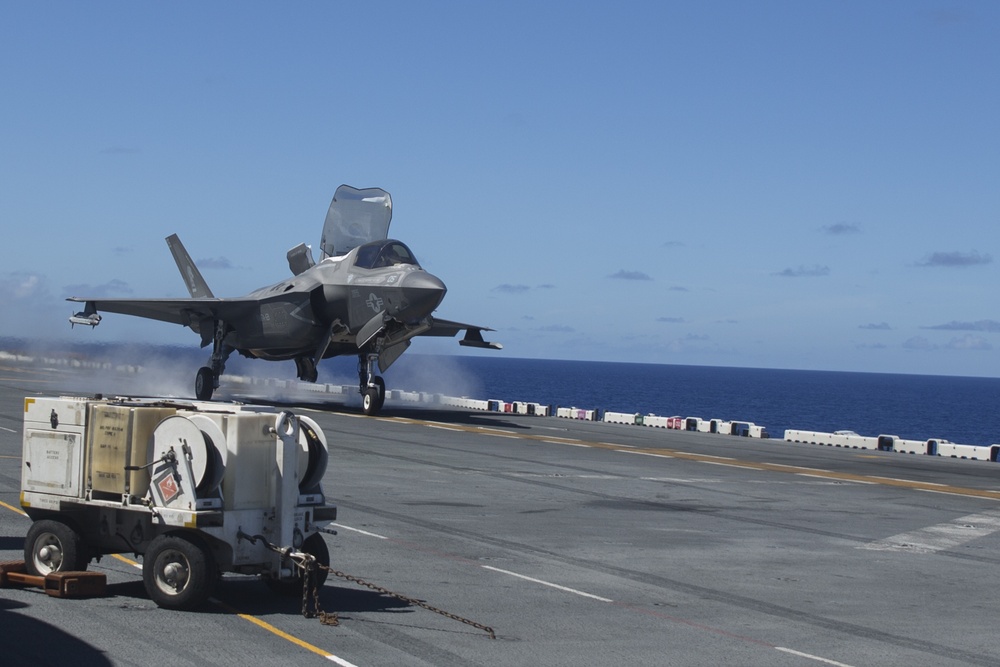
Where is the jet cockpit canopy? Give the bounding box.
[354,240,420,270]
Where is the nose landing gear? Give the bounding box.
[358,352,386,416]
[195,319,234,401]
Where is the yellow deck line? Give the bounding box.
[0,509,344,663]
[109,552,342,661]
[215,600,339,660]
[0,499,27,515]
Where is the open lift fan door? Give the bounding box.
[149,415,227,495]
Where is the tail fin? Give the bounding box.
[166,234,215,298]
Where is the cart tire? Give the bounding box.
[143,533,216,610]
[264,532,330,595]
[24,519,87,575]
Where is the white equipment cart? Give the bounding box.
[19,395,336,610]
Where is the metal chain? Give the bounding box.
[300,557,340,626]
[298,559,496,639]
[243,530,496,639]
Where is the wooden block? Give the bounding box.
[44,570,107,598]
[0,560,28,587]
[0,561,45,589]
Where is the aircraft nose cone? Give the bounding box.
[400,271,447,320]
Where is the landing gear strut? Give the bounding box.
[196,320,234,401]
[358,352,386,416]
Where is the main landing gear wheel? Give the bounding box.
[195,366,215,401]
[263,532,331,595]
[362,376,386,416]
[24,519,88,575]
[143,533,216,610]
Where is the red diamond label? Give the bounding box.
[154,471,181,504]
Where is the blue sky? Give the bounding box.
[2,1,998,377]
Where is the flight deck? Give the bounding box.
[2,359,1000,666]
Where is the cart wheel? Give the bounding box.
[24,519,88,575]
[143,533,216,610]
[264,532,330,595]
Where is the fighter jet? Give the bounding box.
[68,185,501,415]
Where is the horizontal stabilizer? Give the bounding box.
[422,318,502,350]
[459,328,503,350]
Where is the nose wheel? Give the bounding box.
[362,376,386,415]
[195,319,233,401]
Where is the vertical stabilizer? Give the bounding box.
[166,234,215,299]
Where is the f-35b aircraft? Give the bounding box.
[68,185,501,415]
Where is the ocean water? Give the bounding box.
[390,355,1000,447]
[4,339,997,448]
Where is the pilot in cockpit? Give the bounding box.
[381,246,404,266]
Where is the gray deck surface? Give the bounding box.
[2,360,1000,666]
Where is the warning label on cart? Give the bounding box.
[153,471,181,504]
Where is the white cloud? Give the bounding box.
[945,335,992,351]
[0,271,51,303]
[61,279,133,299]
[774,265,831,278]
[916,251,992,267]
[924,320,1000,332]
[902,336,935,350]
[609,270,653,281]
[821,223,860,235]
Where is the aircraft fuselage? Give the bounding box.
[232,243,446,361]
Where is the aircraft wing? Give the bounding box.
[424,317,503,349]
[66,296,256,331]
